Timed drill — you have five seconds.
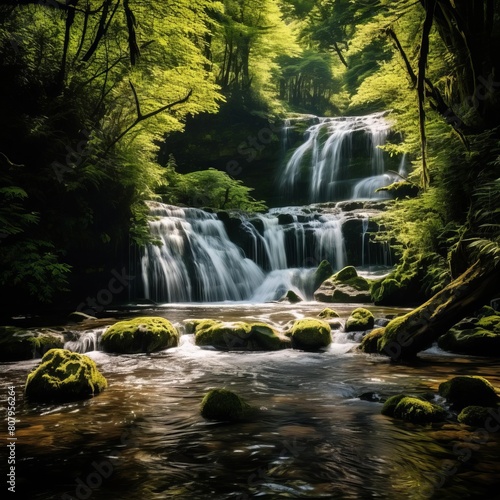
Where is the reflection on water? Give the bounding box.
[1,303,500,499]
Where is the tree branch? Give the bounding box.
[105,88,193,152]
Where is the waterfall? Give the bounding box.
[140,202,264,302]
[280,112,402,202]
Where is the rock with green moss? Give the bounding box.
[101,316,179,354]
[313,260,334,290]
[286,318,331,351]
[318,308,339,319]
[359,327,385,353]
[0,326,65,362]
[345,308,375,332]
[458,405,497,426]
[382,394,446,423]
[25,348,107,402]
[194,320,290,351]
[438,376,499,411]
[314,266,371,303]
[200,388,251,421]
[280,290,303,303]
[438,313,500,356]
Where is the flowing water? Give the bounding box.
[1,303,500,500]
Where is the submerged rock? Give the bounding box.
[457,405,498,427]
[0,326,64,362]
[101,316,179,354]
[345,307,375,332]
[193,320,290,351]
[438,376,499,411]
[285,318,331,351]
[382,394,446,424]
[314,266,371,303]
[318,308,339,319]
[25,348,107,402]
[200,388,251,421]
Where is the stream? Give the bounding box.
[1,302,500,499]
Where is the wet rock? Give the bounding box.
[25,348,107,402]
[313,260,334,290]
[277,213,294,225]
[314,266,371,303]
[438,376,499,411]
[359,392,382,402]
[200,388,251,421]
[194,320,290,351]
[382,394,446,423]
[0,326,65,362]
[345,307,375,332]
[318,308,339,319]
[101,316,179,354]
[438,310,500,356]
[358,327,385,353]
[285,318,331,351]
[280,290,303,303]
[457,406,498,427]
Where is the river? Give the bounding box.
[1,302,499,499]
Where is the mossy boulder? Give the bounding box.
[314,266,371,303]
[313,260,334,290]
[438,376,499,411]
[345,308,375,332]
[194,320,290,351]
[25,349,107,402]
[101,316,179,354]
[359,327,385,353]
[318,308,339,319]
[458,405,497,427]
[0,326,65,362]
[200,388,251,421]
[438,313,500,356]
[382,394,446,423]
[286,318,331,351]
[281,290,303,303]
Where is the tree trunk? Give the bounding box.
[366,260,500,361]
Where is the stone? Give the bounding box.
[101,316,179,354]
[286,318,331,351]
[0,326,64,362]
[25,349,107,402]
[314,266,371,303]
[200,388,250,421]
[438,376,499,411]
[345,307,375,332]
[382,394,446,423]
[194,320,290,351]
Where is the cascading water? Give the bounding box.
[139,113,400,304]
[280,112,401,202]
[140,202,264,302]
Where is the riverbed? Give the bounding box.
[1,302,500,499]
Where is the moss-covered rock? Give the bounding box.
[194,320,290,351]
[281,290,303,303]
[359,327,385,353]
[101,316,179,354]
[382,394,446,423]
[313,260,334,290]
[438,311,500,356]
[318,308,339,319]
[286,318,331,351]
[345,308,375,332]
[314,266,371,303]
[200,388,251,421]
[458,405,497,426]
[438,376,499,411]
[25,349,107,402]
[0,326,65,362]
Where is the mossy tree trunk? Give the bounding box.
[365,260,500,361]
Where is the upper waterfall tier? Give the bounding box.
[279,112,402,203]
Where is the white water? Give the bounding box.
[141,203,265,302]
[281,112,400,202]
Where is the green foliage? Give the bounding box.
[160,163,267,212]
